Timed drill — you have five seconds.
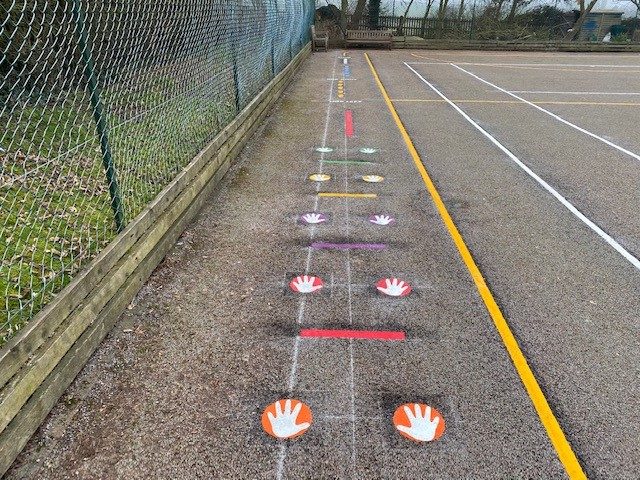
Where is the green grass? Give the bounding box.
[0,70,238,345]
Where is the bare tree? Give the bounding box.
[350,0,368,28]
[507,0,532,23]
[458,0,466,20]
[438,0,451,20]
[420,0,437,36]
[398,0,416,35]
[565,0,600,40]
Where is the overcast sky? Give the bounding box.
[319,0,637,16]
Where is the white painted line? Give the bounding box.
[404,62,640,272]
[408,61,640,68]
[456,62,640,68]
[511,90,640,96]
[342,92,357,473]
[277,53,341,480]
[450,63,640,164]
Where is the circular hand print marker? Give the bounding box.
[369,214,395,226]
[393,403,445,442]
[316,147,334,153]
[362,175,384,183]
[309,173,331,182]
[300,213,327,225]
[359,147,378,154]
[262,399,312,440]
[376,277,412,297]
[290,275,324,293]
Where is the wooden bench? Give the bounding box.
[345,30,393,49]
[311,25,329,52]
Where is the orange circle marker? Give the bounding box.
[393,403,445,442]
[261,399,313,440]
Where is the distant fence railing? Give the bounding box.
[346,15,474,39]
[0,0,314,345]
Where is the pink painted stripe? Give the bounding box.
[310,242,386,250]
[345,110,354,137]
[300,329,406,341]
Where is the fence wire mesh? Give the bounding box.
[0,0,314,344]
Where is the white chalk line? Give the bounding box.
[276,53,340,480]
[451,62,640,68]
[450,63,640,164]
[404,62,640,272]
[342,82,358,474]
[511,90,640,96]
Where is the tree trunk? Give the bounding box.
[340,0,348,34]
[420,0,435,37]
[398,0,416,35]
[494,0,506,21]
[458,0,466,20]
[350,0,367,29]
[369,0,382,29]
[565,0,599,40]
[438,0,450,20]
[507,0,520,23]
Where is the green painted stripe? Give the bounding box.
[322,159,375,165]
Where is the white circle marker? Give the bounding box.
[309,173,331,182]
[359,148,378,154]
[300,213,327,224]
[316,147,334,153]
[362,175,384,183]
[290,275,324,293]
[376,278,411,297]
[369,214,395,226]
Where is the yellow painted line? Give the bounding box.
[365,52,587,480]
[391,98,640,106]
[318,192,377,198]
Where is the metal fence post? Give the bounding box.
[231,6,242,112]
[72,0,125,232]
[270,0,277,78]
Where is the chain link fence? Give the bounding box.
[0,0,314,345]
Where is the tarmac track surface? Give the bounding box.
[7,50,639,479]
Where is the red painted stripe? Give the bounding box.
[345,110,354,138]
[300,329,405,341]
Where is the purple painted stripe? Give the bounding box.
[310,242,387,250]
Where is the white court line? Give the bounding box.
[404,62,640,272]
[407,61,640,69]
[451,62,640,68]
[450,63,640,164]
[276,53,340,480]
[343,105,358,473]
[512,90,640,96]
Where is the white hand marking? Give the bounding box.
[309,174,330,181]
[267,400,311,439]
[359,148,377,154]
[302,213,326,224]
[371,215,394,226]
[396,404,440,442]
[362,175,383,183]
[291,275,323,293]
[316,147,333,153]
[377,278,409,297]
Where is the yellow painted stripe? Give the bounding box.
[365,52,586,480]
[318,192,377,198]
